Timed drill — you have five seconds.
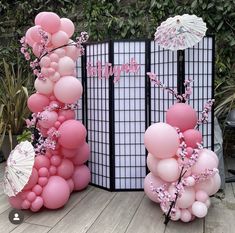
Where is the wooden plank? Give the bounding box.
[126,195,165,233]
[0,194,11,214]
[205,196,235,233]
[49,188,116,233]
[87,191,144,233]
[10,223,50,233]
[222,183,235,210]
[25,186,93,227]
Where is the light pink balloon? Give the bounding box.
[41,67,50,77]
[54,76,83,104]
[39,110,58,128]
[38,177,48,187]
[27,192,36,202]
[58,120,87,149]
[59,109,75,120]
[66,178,75,192]
[57,159,74,179]
[195,177,215,196]
[192,201,208,218]
[202,149,219,167]
[34,155,50,169]
[21,199,31,209]
[38,167,49,177]
[166,103,197,132]
[49,53,59,62]
[205,198,211,208]
[32,185,43,196]
[34,78,54,95]
[210,173,221,195]
[156,158,180,182]
[50,61,58,70]
[144,122,180,159]
[191,149,218,174]
[58,115,66,123]
[50,155,62,167]
[51,31,69,47]
[54,121,61,128]
[35,12,49,25]
[72,165,91,190]
[42,176,70,209]
[9,195,23,209]
[58,56,75,76]
[196,190,209,202]
[186,147,194,158]
[31,196,44,212]
[39,56,51,68]
[62,147,78,158]
[146,153,159,177]
[180,209,192,222]
[32,43,41,57]
[144,172,166,203]
[72,143,90,164]
[176,187,195,209]
[23,168,38,190]
[25,27,35,47]
[54,48,66,58]
[49,72,61,82]
[60,18,75,37]
[183,129,202,148]
[185,176,195,186]
[66,41,81,60]
[49,166,57,175]
[40,12,61,34]
[171,208,181,221]
[30,25,42,43]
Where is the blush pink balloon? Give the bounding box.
[50,155,62,167]
[202,149,219,167]
[38,177,48,187]
[23,168,38,190]
[41,67,50,77]
[57,159,74,179]
[32,185,43,196]
[34,78,54,95]
[144,172,166,203]
[166,103,197,132]
[66,178,75,192]
[192,201,208,218]
[39,56,51,68]
[59,109,75,120]
[50,61,58,70]
[72,165,91,190]
[35,12,48,25]
[42,176,70,209]
[60,18,75,37]
[195,190,209,202]
[58,120,87,149]
[185,176,195,186]
[49,166,57,175]
[25,27,35,47]
[54,76,83,104]
[27,192,36,202]
[183,129,202,148]
[21,199,31,209]
[38,167,49,177]
[210,173,221,195]
[31,196,44,212]
[32,43,41,57]
[186,147,194,158]
[195,177,215,196]
[144,122,180,159]
[39,110,58,128]
[171,208,181,221]
[9,195,23,209]
[34,155,50,169]
[146,153,159,177]
[156,158,180,182]
[30,25,42,43]
[180,209,192,222]
[49,72,61,82]
[72,143,90,164]
[66,41,81,60]
[51,31,69,47]
[39,127,48,137]
[49,53,59,62]
[62,147,78,158]
[54,121,61,128]
[176,187,195,209]
[40,12,61,34]
[58,56,75,76]
[54,48,66,58]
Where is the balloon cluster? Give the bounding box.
[144,74,220,224]
[9,12,90,212]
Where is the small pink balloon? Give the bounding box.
[144,122,180,159]
[54,121,61,128]
[38,177,48,187]
[38,167,49,177]
[176,187,195,209]
[59,110,75,120]
[156,158,180,182]
[34,78,54,95]
[25,27,35,47]
[27,192,36,202]
[166,103,198,132]
[66,178,75,192]
[58,120,87,149]
[72,143,90,164]
[57,159,74,179]
[42,176,70,209]
[171,208,181,221]
[50,155,62,167]
[183,129,202,149]
[146,153,159,177]
[51,31,69,47]
[39,110,58,128]
[72,165,91,190]
[54,48,66,58]
[23,168,38,190]
[210,173,221,195]
[35,12,49,25]
[40,56,51,68]
[196,190,209,202]
[40,12,61,34]
[62,147,78,158]
[30,25,42,43]
[50,61,58,70]
[185,176,195,187]
[186,147,194,158]
[58,56,75,76]
[144,172,166,203]
[202,149,219,167]
[32,185,43,196]
[49,72,61,82]
[192,201,208,218]
[48,67,55,75]
[180,209,192,222]
[21,199,31,209]
[49,165,57,175]
[58,115,66,123]
[35,155,50,169]
[41,67,50,77]
[9,195,23,209]
[66,42,81,60]
[31,196,44,212]
[49,53,59,62]
[54,76,83,104]
[60,18,75,37]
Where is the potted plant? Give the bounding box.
[0,58,33,159]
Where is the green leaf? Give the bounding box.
[217,21,223,31]
[207,3,214,9]
[191,0,198,8]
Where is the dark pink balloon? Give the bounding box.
[31,196,44,212]
[166,103,197,132]
[27,191,36,202]
[183,129,202,148]
[50,155,62,167]
[58,120,87,149]
[72,165,91,190]
[21,199,31,209]
[23,168,38,190]
[32,185,43,196]
[38,177,48,187]
[57,159,74,179]
[27,93,50,113]
[66,178,75,192]
[34,155,50,169]
[58,109,75,120]
[72,143,90,165]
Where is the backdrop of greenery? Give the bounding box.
[0,0,234,125]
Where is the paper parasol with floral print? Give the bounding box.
[3,141,35,197]
[154,14,207,51]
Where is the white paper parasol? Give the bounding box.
[3,141,35,197]
[154,14,207,50]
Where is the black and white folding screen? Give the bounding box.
[76,36,215,191]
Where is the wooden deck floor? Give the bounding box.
[0,160,234,233]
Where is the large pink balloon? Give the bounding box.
[183,129,202,148]
[9,195,23,209]
[34,78,54,95]
[35,12,48,25]
[27,93,50,113]
[54,76,83,104]
[30,25,42,43]
[57,159,74,179]
[144,122,180,159]
[201,149,219,167]
[156,158,180,182]
[40,12,61,34]
[176,187,195,208]
[42,176,70,209]
[51,30,69,47]
[58,120,87,149]
[57,56,75,76]
[39,110,58,128]
[146,153,159,177]
[166,103,197,132]
[72,143,90,164]
[144,172,166,203]
[34,155,50,169]
[72,165,91,190]
[23,168,38,190]
[60,18,75,37]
